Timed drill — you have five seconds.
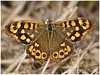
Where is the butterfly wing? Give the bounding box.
[5,21,45,45]
[55,18,95,43]
[27,29,50,60]
[49,29,74,61]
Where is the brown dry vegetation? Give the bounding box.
[1,1,99,74]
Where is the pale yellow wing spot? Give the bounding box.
[20,35,26,40]
[30,23,33,29]
[35,42,39,47]
[66,32,71,36]
[12,35,20,42]
[82,24,90,30]
[35,23,38,29]
[24,23,29,29]
[78,19,83,25]
[85,20,90,25]
[71,36,75,40]
[65,51,68,55]
[66,21,70,28]
[62,22,65,27]
[29,45,33,52]
[75,26,80,31]
[10,24,14,29]
[64,48,69,55]
[75,32,80,37]
[26,38,31,43]
[31,51,35,55]
[71,30,73,33]
[61,42,65,47]
[71,21,76,26]
[30,34,34,38]
[13,30,18,33]
[21,29,25,34]
[67,45,71,52]
[17,22,21,28]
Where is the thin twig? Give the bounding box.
[3,50,27,74]
[15,50,27,71]
[2,2,26,30]
[61,38,95,74]
[41,57,50,74]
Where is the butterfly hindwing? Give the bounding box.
[27,29,50,60]
[55,18,95,42]
[5,21,44,45]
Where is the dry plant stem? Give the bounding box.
[76,51,80,74]
[2,2,26,30]
[62,39,95,74]
[41,57,50,74]
[56,6,78,22]
[91,67,98,74]
[35,63,56,73]
[55,1,78,22]
[23,2,35,16]
[51,65,59,74]
[67,1,79,8]
[3,50,27,74]
[73,42,99,57]
[1,5,12,13]
[1,59,30,65]
[68,7,78,19]
[15,50,27,71]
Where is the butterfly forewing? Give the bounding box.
[55,18,95,43]
[5,21,45,45]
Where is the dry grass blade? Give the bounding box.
[68,6,78,19]
[41,57,50,74]
[3,50,27,74]
[62,38,95,74]
[23,2,35,16]
[51,65,59,74]
[15,50,27,72]
[1,59,30,65]
[2,1,26,30]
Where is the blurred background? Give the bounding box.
[1,1,99,74]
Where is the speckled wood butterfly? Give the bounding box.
[5,18,95,61]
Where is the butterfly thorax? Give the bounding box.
[46,19,55,38]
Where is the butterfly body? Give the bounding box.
[5,18,95,61]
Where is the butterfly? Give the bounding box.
[5,17,95,61]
